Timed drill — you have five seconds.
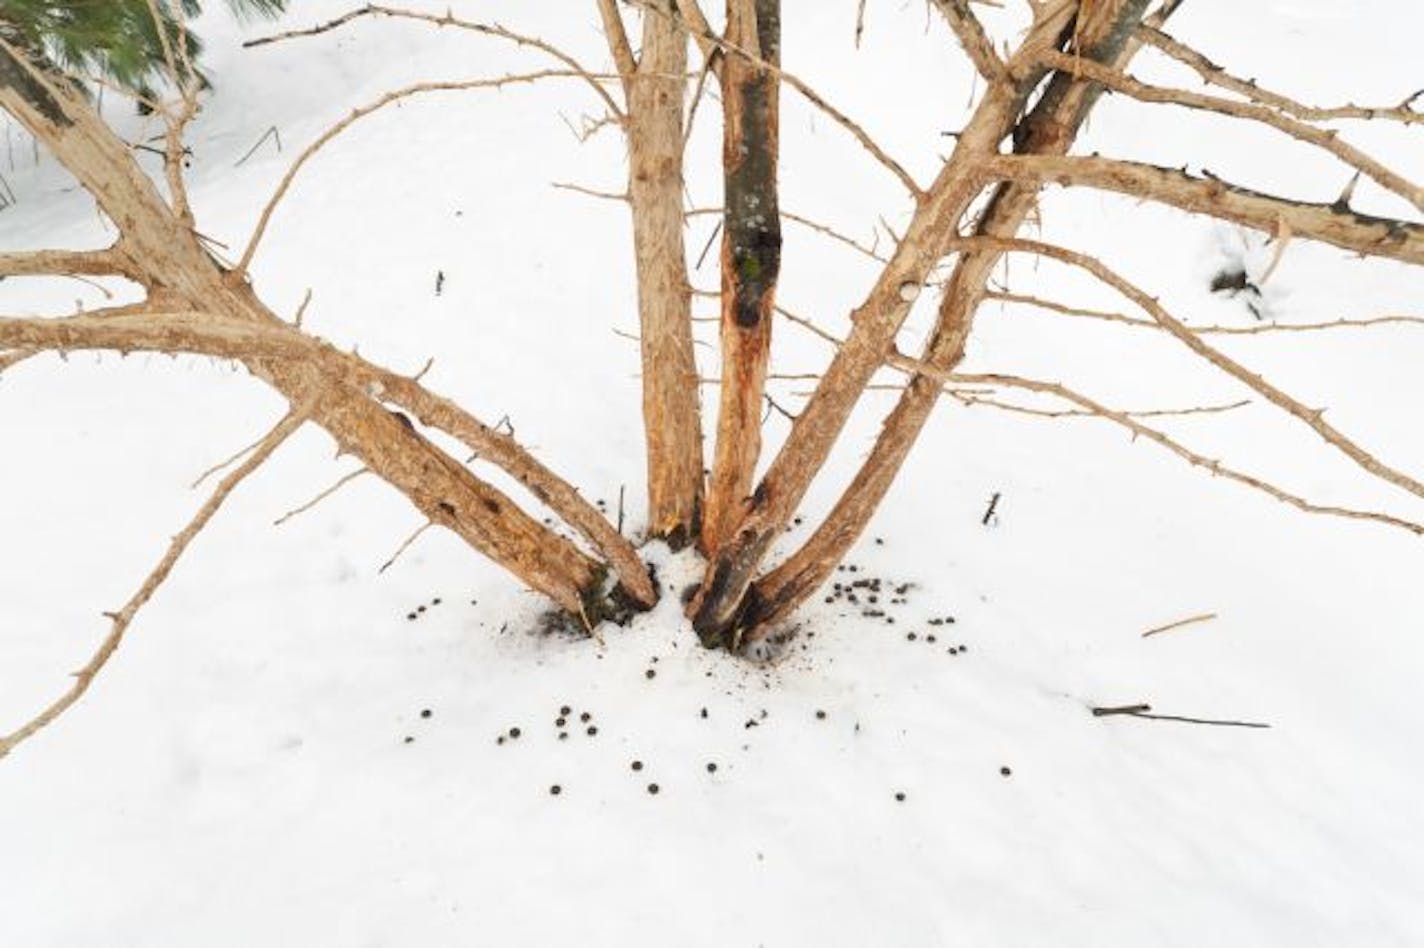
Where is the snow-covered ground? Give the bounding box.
[3,2,1423,945]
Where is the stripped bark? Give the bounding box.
[748,0,1165,633]
[621,0,705,547]
[702,0,781,555]
[686,1,1081,646]
[0,38,653,623]
[980,154,1424,266]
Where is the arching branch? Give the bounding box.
[0,401,310,761]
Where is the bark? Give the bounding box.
[0,39,653,620]
[981,155,1424,267]
[688,2,1080,647]
[625,0,705,548]
[701,0,781,556]
[748,0,1165,632]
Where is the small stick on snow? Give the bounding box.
[234,125,282,167]
[1142,611,1218,638]
[1091,703,1271,728]
[981,491,1001,526]
[1091,704,1153,716]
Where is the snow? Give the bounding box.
[3,2,1423,945]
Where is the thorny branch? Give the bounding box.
[0,403,311,760]
[1139,26,1424,127]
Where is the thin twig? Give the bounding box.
[273,468,370,526]
[234,125,282,167]
[378,522,434,574]
[239,71,618,273]
[244,5,625,121]
[1139,26,1424,127]
[0,405,309,760]
[1142,611,1218,637]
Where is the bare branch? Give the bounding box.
[952,371,1424,536]
[0,348,39,375]
[239,71,621,274]
[378,522,433,574]
[1139,26,1424,127]
[0,246,135,279]
[595,0,638,94]
[244,4,623,119]
[771,300,1424,538]
[273,468,370,526]
[1142,611,1217,637]
[987,290,1424,335]
[551,180,628,202]
[631,0,922,197]
[929,0,1007,81]
[688,206,890,263]
[955,234,1424,506]
[1033,49,1424,212]
[982,154,1424,266]
[0,403,309,761]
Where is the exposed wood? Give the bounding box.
[981,154,1424,267]
[928,0,1006,80]
[738,0,1163,637]
[1138,26,1424,127]
[687,1,1081,646]
[625,0,705,547]
[1032,48,1424,212]
[0,39,653,620]
[702,0,781,559]
[0,246,137,279]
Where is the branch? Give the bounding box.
[595,0,638,94]
[243,4,623,121]
[273,467,369,525]
[1139,26,1424,127]
[0,402,309,760]
[1033,49,1424,212]
[954,234,1424,507]
[0,348,38,375]
[631,0,922,197]
[238,70,621,273]
[929,0,1007,81]
[981,154,1424,266]
[1142,611,1217,637]
[0,310,656,606]
[0,246,135,279]
[987,290,1424,335]
[952,371,1424,536]
[672,0,722,75]
[771,302,1424,537]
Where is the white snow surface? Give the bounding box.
[3,2,1424,945]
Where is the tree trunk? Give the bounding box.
[749,0,1168,630]
[701,0,781,558]
[626,0,705,548]
[688,2,1081,647]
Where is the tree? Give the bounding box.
[2,0,1422,755]
[0,0,285,106]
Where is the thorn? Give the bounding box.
[1331,171,1361,213]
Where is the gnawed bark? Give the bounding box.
[701,0,781,556]
[981,155,1424,267]
[0,37,653,621]
[623,0,705,547]
[747,0,1165,633]
[688,1,1081,646]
